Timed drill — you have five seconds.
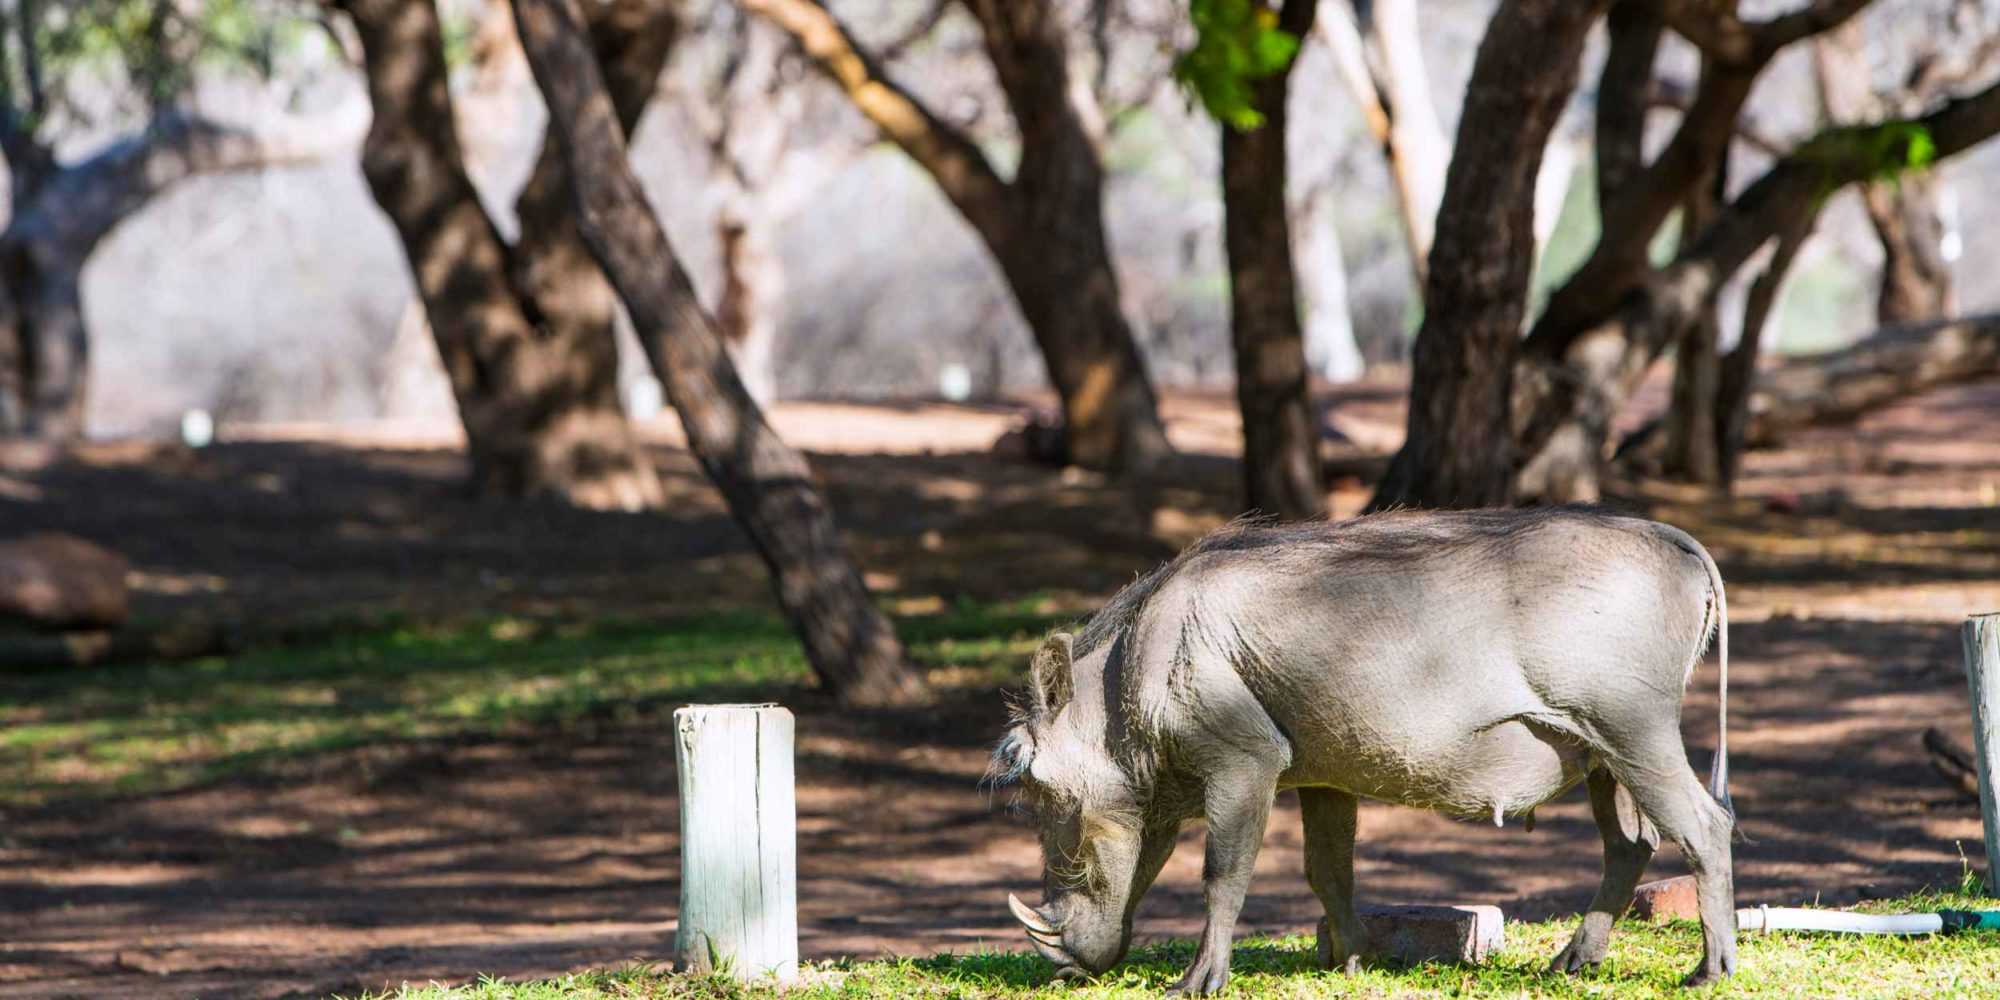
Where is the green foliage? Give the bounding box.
[1173,0,1300,130]
[1796,122,1940,198]
[3,0,315,131]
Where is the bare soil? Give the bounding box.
[3,381,1999,999]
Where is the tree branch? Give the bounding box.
[7,104,366,256]
[17,0,47,123]
[1595,0,1663,210]
[1660,0,1872,67]
[1514,76,2000,476]
[1646,77,1789,157]
[736,0,1011,234]
[879,0,950,63]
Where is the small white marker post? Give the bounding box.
[674,704,799,981]
[1963,614,2000,896]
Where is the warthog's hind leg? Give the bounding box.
[1604,746,1737,986]
[1551,767,1658,973]
[1299,787,1367,973]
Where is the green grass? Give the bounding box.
[0,603,1061,804]
[357,890,2000,998]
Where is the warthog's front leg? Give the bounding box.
[1168,763,1280,997]
[1552,767,1658,973]
[1299,787,1367,973]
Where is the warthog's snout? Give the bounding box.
[1008,893,1092,978]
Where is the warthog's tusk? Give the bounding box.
[1008,893,1061,935]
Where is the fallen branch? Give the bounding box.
[1743,313,2000,446]
[1923,725,1982,799]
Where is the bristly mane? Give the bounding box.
[1071,504,1633,661]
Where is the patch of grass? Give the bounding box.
[0,604,1061,804]
[356,892,2000,998]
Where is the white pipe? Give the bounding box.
[1737,905,1944,935]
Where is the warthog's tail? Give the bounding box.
[1662,526,1732,824]
[1692,539,1733,823]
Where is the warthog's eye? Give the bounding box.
[986,727,1035,789]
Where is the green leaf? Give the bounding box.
[1173,0,1300,131]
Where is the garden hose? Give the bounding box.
[1737,905,2000,935]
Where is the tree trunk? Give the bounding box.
[714,204,782,404]
[1862,174,1954,325]
[1221,0,1323,521]
[508,0,675,504]
[962,0,1170,474]
[338,0,662,510]
[510,0,927,707]
[1320,0,1448,285]
[1368,0,1608,511]
[0,243,86,439]
[1660,159,1727,485]
[738,0,1169,475]
[1715,214,1810,483]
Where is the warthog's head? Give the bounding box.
[989,633,1171,978]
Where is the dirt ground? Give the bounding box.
[4,381,2000,999]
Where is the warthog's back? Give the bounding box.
[1103,507,1720,816]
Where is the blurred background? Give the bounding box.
[23,0,1994,438]
[7,1,2000,997]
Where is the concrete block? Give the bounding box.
[1359,904,1504,965]
[1631,875,1700,923]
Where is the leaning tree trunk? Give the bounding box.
[963,0,1170,475]
[339,0,662,511]
[1368,0,1608,511]
[510,0,927,707]
[1222,0,1323,520]
[506,0,674,504]
[738,0,1170,476]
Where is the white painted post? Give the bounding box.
[674,704,799,980]
[1963,614,2000,897]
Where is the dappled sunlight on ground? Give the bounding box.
[3,381,2000,997]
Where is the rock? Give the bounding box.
[0,533,130,630]
[1631,875,1700,923]
[988,410,1065,465]
[1360,904,1504,965]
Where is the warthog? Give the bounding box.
[990,507,1734,994]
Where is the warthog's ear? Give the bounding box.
[1031,633,1075,717]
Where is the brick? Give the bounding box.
[1631,876,1700,923]
[1359,904,1504,965]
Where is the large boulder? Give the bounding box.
[0,533,130,630]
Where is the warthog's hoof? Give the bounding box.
[1681,957,1735,989]
[1165,953,1230,996]
[1548,941,1604,975]
[1314,918,1362,973]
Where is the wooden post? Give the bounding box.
[1963,614,2000,896]
[674,704,799,980]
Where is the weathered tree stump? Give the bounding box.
[674,704,798,981]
